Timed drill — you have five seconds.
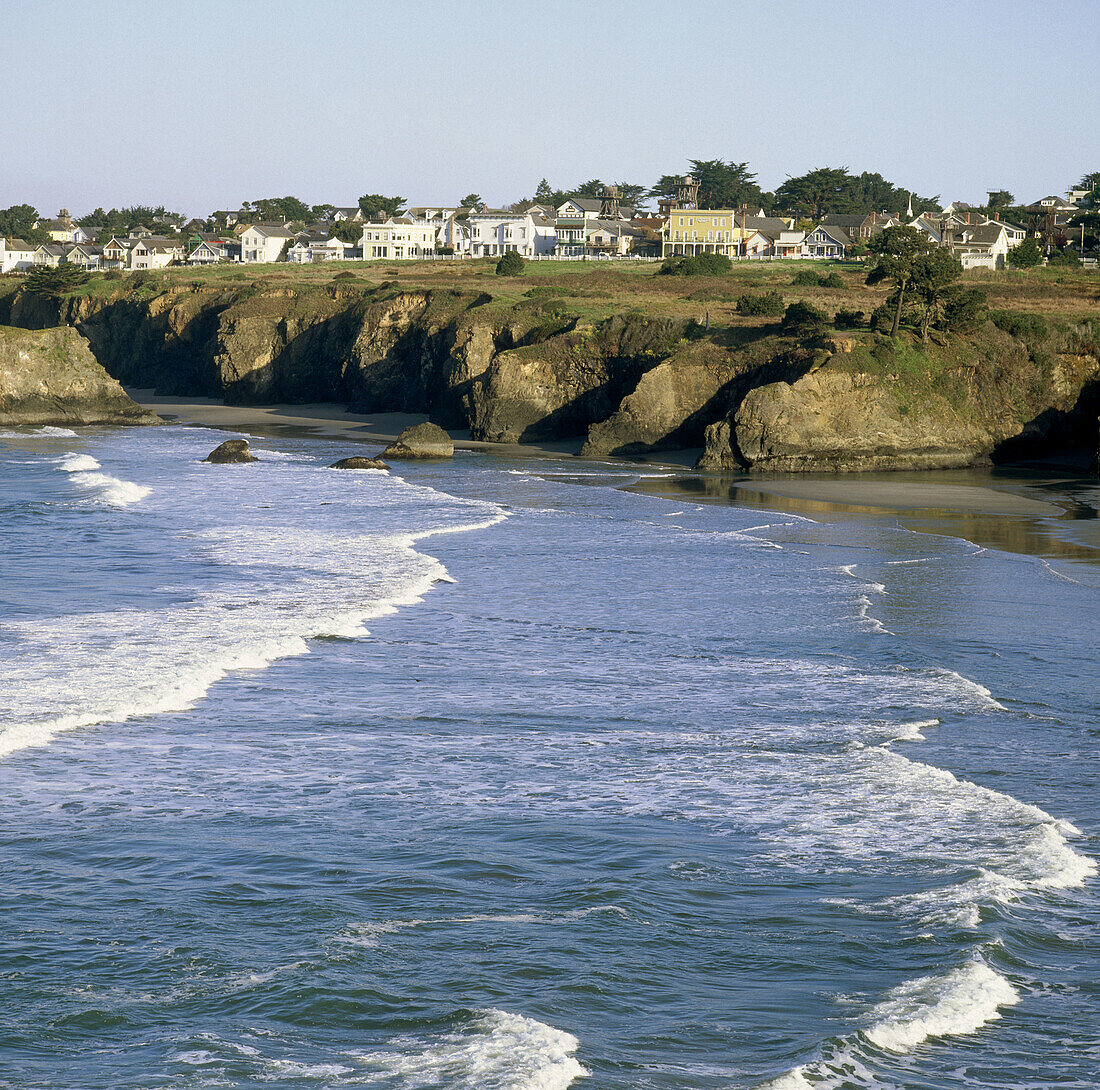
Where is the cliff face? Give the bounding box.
[2,278,1096,470]
[0,325,159,427]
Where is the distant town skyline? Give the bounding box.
[2,0,1097,218]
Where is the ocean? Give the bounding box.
[1,423,1097,1089]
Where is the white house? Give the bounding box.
[0,237,36,273]
[65,243,103,270]
[772,230,806,258]
[466,210,556,258]
[36,211,87,245]
[101,236,135,269]
[359,217,437,259]
[131,238,183,269]
[240,224,294,263]
[188,239,234,265]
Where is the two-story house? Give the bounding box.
[240,224,294,263]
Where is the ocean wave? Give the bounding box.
[66,469,152,506]
[863,959,1019,1053]
[57,453,101,471]
[349,1009,588,1089]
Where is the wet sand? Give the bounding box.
[128,390,702,468]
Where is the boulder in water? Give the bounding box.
[329,456,389,470]
[380,422,454,459]
[203,439,257,464]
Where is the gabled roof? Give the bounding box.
[243,223,294,238]
[4,237,33,251]
[819,214,866,229]
[809,224,852,245]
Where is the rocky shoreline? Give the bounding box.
[0,278,1096,470]
[0,324,159,427]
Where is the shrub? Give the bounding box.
[781,300,828,334]
[990,310,1048,339]
[1007,237,1043,268]
[1048,249,1081,267]
[333,270,356,279]
[102,270,123,281]
[870,304,896,334]
[941,287,988,332]
[496,251,525,276]
[819,271,846,289]
[736,290,784,316]
[833,307,865,329]
[792,268,819,286]
[658,252,732,276]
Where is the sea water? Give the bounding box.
[0,424,1097,1089]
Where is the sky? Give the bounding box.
[2,0,1097,219]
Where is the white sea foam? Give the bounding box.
[66,469,152,506]
[0,440,508,758]
[349,1009,588,1089]
[36,425,79,436]
[864,960,1019,1052]
[57,452,101,471]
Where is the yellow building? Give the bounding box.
[661,209,791,257]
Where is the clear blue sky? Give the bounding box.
[2,0,1097,218]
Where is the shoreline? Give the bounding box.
[126,389,702,468]
[128,389,1100,563]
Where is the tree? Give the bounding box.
[905,248,964,342]
[612,182,648,210]
[570,179,604,198]
[459,193,485,211]
[23,263,89,300]
[358,193,407,219]
[495,251,524,276]
[534,179,555,204]
[986,190,1015,213]
[688,159,764,210]
[250,196,310,222]
[0,203,48,243]
[865,226,937,337]
[330,220,362,243]
[311,203,336,220]
[774,167,938,217]
[1007,237,1043,268]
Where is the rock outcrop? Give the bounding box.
[0,325,158,427]
[380,421,454,459]
[3,278,1097,473]
[203,439,257,463]
[329,456,389,470]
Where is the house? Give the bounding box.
[0,238,36,273]
[586,219,639,257]
[556,197,636,222]
[188,238,236,265]
[802,223,851,259]
[240,223,294,263]
[101,236,136,269]
[331,206,365,223]
[131,238,183,269]
[36,210,87,245]
[65,243,103,270]
[741,229,776,257]
[772,230,807,258]
[819,212,899,240]
[465,210,556,258]
[287,232,327,263]
[359,217,437,259]
[1030,195,1077,213]
[943,222,1013,269]
[32,244,68,267]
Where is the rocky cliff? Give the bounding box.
[0,324,159,427]
[1,276,1096,470]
